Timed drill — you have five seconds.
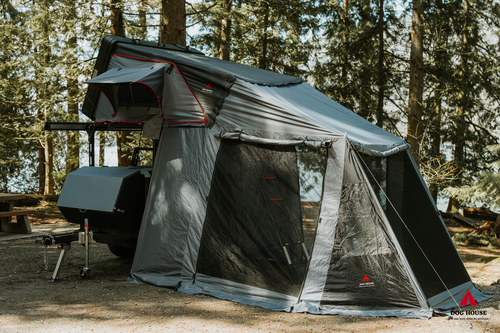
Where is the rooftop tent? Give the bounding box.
[80,36,490,318]
[87,54,212,127]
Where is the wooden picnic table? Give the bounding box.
[0,193,33,234]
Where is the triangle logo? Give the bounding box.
[206,84,211,89]
[459,290,478,306]
[362,275,370,282]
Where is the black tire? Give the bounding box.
[107,244,136,259]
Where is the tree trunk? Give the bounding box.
[340,0,348,105]
[66,0,79,174]
[448,1,470,212]
[138,0,147,40]
[257,8,269,70]
[110,0,129,166]
[38,145,45,194]
[116,132,130,166]
[99,133,106,167]
[110,0,125,36]
[160,0,186,45]
[42,0,54,195]
[429,0,445,203]
[429,87,442,202]
[220,0,231,61]
[407,0,424,164]
[376,0,384,128]
[44,134,54,195]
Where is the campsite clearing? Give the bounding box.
[0,206,499,333]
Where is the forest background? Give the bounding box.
[1,0,500,213]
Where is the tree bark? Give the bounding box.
[44,134,54,195]
[110,0,129,166]
[110,0,125,36]
[376,0,384,128]
[138,0,147,40]
[99,133,106,167]
[340,0,348,105]
[220,0,231,61]
[449,3,469,212]
[407,0,424,164]
[257,7,269,70]
[160,0,186,45]
[38,145,44,194]
[429,0,445,203]
[429,87,442,202]
[41,0,54,195]
[116,131,130,166]
[66,0,79,174]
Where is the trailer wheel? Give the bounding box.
[107,244,135,259]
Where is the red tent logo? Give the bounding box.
[206,84,211,89]
[362,275,370,282]
[459,290,478,306]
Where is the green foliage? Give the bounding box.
[311,0,406,130]
[1,0,500,202]
[188,0,318,78]
[452,232,500,249]
[445,145,500,209]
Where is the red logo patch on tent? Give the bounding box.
[362,275,370,282]
[459,290,478,306]
[206,84,211,89]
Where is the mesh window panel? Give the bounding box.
[320,180,421,310]
[196,140,326,296]
[381,152,470,299]
[361,155,387,211]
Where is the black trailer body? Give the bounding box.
[57,166,151,249]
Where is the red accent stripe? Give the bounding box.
[262,177,275,180]
[255,156,268,158]
[270,198,283,201]
[111,53,206,126]
[94,119,205,125]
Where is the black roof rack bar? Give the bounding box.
[45,122,144,132]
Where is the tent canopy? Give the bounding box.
[77,36,491,319]
[84,37,407,156]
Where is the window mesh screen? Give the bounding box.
[360,151,471,299]
[320,178,420,309]
[196,140,326,296]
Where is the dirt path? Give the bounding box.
[0,208,499,332]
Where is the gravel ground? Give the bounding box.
[0,208,499,333]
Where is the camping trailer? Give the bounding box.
[49,36,489,317]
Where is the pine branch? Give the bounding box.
[186,2,218,17]
[465,116,499,144]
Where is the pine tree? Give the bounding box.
[189,0,317,78]
[445,145,500,209]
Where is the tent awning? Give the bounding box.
[85,63,170,119]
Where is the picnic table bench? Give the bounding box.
[0,194,34,234]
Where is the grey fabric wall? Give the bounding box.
[129,127,220,286]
